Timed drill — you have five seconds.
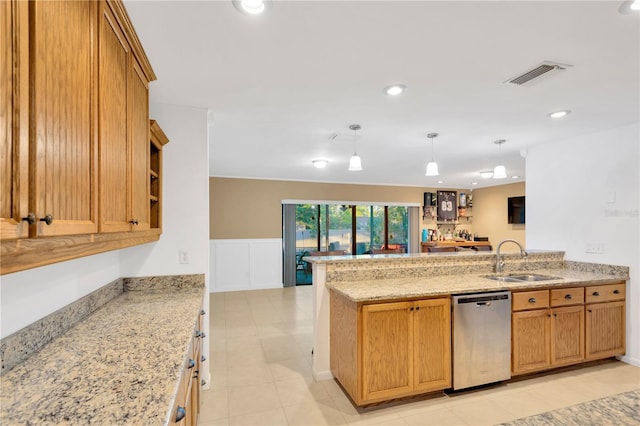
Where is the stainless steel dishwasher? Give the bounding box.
[452,291,511,390]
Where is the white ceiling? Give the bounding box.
[124,0,639,190]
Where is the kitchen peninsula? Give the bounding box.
[305,250,629,405]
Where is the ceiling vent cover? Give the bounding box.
[504,61,572,86]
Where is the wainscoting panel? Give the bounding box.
[210,239,283,292]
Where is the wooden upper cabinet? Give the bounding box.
[0,0,29,240]
[99,2,151,232]
[0,0,159,273]
[129,60,151,231]
[99,3,131,233]
[31,0,99,237]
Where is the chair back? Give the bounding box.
[371,248,403,254]
[308,250,347,256]
[427,246,457,253]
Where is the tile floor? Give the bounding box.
[200,286,640,426]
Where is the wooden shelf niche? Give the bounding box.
[150,120,169,230]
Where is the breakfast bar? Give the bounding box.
[305,250,629,404]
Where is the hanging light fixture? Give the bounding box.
[425,133,439,176]
[493,139,507,179]
[348,124,363,171]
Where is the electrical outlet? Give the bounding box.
[585,243,604,254]
[179,249,190,264]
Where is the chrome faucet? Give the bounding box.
[495,239,527,273]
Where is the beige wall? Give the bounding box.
[210,177,470,239]
[471,182,526,251]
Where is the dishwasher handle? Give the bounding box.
[476,301,492,307]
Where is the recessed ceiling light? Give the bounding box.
[437,180,444,184]
[232,0,272,15]
[384,84,406,96]
[480,171,493,179]
[619,0,640,14]
[548,110,571,119]
[512,175,519,179]
[471,182,478,186]
[312,159,328,169]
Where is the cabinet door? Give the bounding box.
[31,0,98,236]
[0,0,29,240]
[413,298,451,392]
[586,301,625,360]
[99,3,131,233]
[550,305,584,366]
[512,309,550,374]
[361,301,413,401]
[128,59,150,230]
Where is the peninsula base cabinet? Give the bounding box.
[512,283,625,376]
[330,292,451,406]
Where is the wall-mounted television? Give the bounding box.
[508,196,525,224]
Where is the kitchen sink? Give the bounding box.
[483,273,561,282]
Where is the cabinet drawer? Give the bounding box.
[586,283,625,303]
[550,287,584,307]
[513,290,549,311]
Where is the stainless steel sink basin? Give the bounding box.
[483,273,560,282]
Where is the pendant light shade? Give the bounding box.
[425,133,440,176]
[493,164,507,179]
[493,139,507,179]
[426,161,439,176]
[348,124,363,172]
[348,154,363,171]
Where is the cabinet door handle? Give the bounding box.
[201,355,207,362]
[415,307,420,311]
[129,219,139,225]
[564,294,572,300]
[588,309,592,313]
[547,313,551,317]
[553,313,557,317]
[528,297,536,303]
[188,359,195,369]
[40,214,53,225]
[592,291,600,297]
[22,213,36,224]
[613,289,620,294]
[175,406,186,422]
[200,309,206,315]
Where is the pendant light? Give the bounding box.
[348,124,363,171]
[425,133,439,176]
[493,139,507,179]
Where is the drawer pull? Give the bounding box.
[592,291,600,297]
[613,289,620,294]
[564,294,572,300]
[175,406,186,422]
[528,297,536,303]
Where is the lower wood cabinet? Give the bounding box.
[586,283,626,360]
[512,282,625,376]
[171,314,204,425]
[331,292,450,405]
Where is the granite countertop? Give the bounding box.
[328,268,628,302]
[0,286,204,425]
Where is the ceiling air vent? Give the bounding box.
[504,61,572,86]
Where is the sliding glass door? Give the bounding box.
[285,203,412,286]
